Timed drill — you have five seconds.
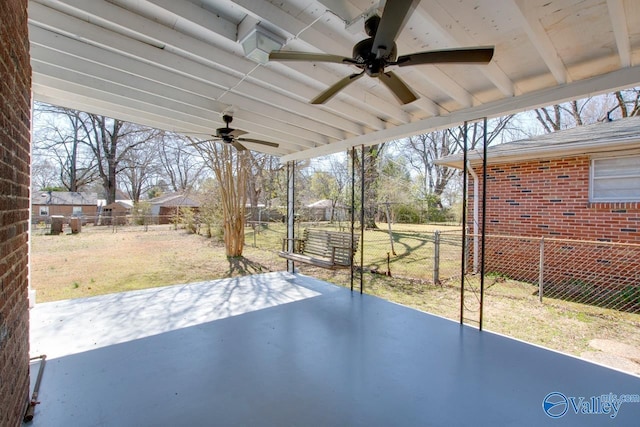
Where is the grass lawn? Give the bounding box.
[31,223,640,376]
[30,225,283,302]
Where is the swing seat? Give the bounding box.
[279,228,359,269]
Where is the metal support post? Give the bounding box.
[539,237,545,302]
[433,230,440,284]
[286,161,295,273]
[460,122,468,324]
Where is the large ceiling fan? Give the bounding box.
[269,0,494,105]
[192,114,279,151]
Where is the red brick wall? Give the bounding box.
[471,156,640,242]
[0,0,32,425]
[469,156,640,309]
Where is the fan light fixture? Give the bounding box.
[239,24,285,64]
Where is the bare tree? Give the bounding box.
[246,152,282,209]
[31,157,60,191]
[119,142,160,203]
[352,144,386,229]
[403,115,517,205]
[609,87,640,119]
[80,115,159,204]
[32,103,97,191]
[157,132,206,192]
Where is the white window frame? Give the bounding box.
[72,206,83,216]
[590,154,640,202]
[39,206,49,216]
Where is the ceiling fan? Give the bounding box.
[269,0,494,105]
[191,114,279,151]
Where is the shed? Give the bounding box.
[101,201,131,226]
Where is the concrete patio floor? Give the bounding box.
[26,272,640,426]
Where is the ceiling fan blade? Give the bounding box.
[396,47,495,66]
[231,141,247,151]
[378,71,417,104]
[269,51,356,64]
[229,129,247,137]
[311,72,364,104]
[237,137,279,148]
[371,0,420,58]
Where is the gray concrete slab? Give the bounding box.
[26,272,640,426]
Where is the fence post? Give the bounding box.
[433,230,440,284]
[539,236,544,302]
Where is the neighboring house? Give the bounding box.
[436,117,640,302]
[306,199,348,222]
[148,192,200,224]
[437,117,640,242]
[31,191,98,224]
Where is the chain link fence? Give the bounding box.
[263,223,640,318]
[476,235,640,313]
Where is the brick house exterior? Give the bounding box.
[437,118,640,309]
[31,191,99,224]
[148,193,200,224]
[0,0,32,425]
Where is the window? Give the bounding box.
[590,155,640,202]
[39,206,49,216]
[72,206,83,216]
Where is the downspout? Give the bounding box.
[467,160,479,274]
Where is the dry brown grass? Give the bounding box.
[30,225,282,302]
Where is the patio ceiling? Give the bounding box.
[28,0,640,161]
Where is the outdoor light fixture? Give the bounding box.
[238,19,285,64]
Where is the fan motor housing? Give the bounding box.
[353,38,397,76]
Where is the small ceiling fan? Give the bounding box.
[191,114,279,151]
[269,0,494,105]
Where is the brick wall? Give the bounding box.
[0,0,32,426]
[469,156,640,307]
[471,156,640,242]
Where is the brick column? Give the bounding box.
[0,0,32,425]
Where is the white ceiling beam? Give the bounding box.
[32,78,219,134]
[30,1,379,136]
[511,0,569,84]
[29,27,335,147]
[138,0,238,42]
[282,64,640,161]
[606,0,632,67]
[32,62,320,152]
[414,3,515,97]
[28,3,368,139]
[401,67,473,109]
[33,81,301,156]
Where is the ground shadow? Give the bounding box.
[226,256,272,276]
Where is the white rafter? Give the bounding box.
[511,0,569,84]
[606,0,632,67]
